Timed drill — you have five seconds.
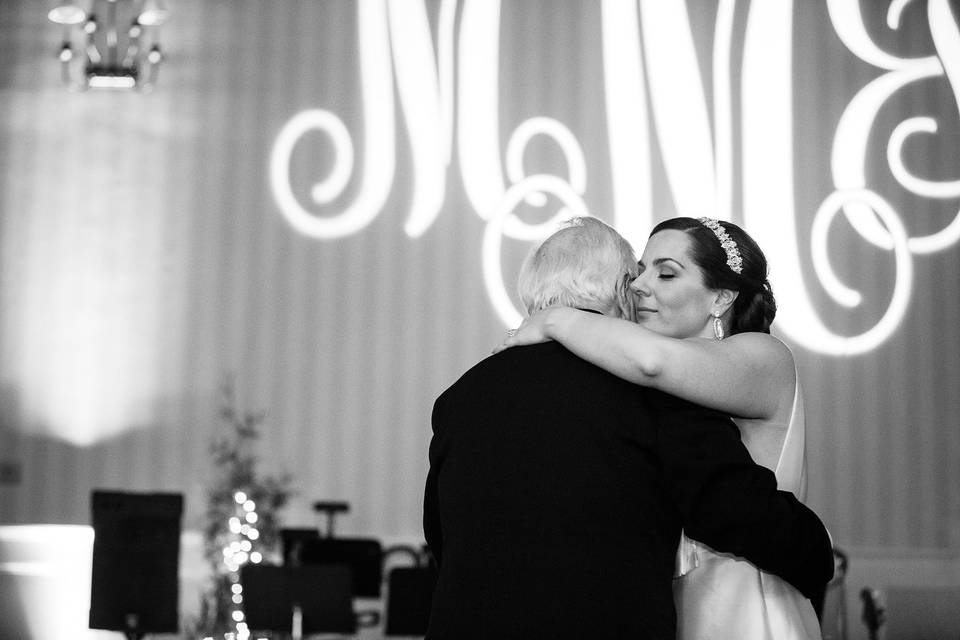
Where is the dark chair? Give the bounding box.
[299,537,384,598]
[241,564,356,636]
[384,565,437,637]
[88,490,183,640]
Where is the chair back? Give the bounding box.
[299,537,384,597]
[384,566,437,636]
[241,564,356,634]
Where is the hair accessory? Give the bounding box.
[698,217,743,274]
[712,311,725,341]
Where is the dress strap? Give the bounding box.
[773,367,807,499]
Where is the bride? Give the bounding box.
[499,216,823,640]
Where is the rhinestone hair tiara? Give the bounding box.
[698,217,743,274]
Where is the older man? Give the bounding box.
[423,217,831,639]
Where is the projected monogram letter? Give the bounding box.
[270,0,960,355]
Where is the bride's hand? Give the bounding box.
[493,308,557,353]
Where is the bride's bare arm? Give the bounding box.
[501,307,795,419]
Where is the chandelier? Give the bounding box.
[47,0,170,91]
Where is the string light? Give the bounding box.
[222,490,264,640]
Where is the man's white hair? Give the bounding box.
[517,217,637,317]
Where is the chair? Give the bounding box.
[88,490,183,640]
[383,565,437,637]
[298,537,384,597]
[382,543,436,637]
[241,564,356,636]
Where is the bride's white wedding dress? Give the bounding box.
[673,375,823,640]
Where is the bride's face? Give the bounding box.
[629,230,719,339]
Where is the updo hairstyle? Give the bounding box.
[649,217,776,335]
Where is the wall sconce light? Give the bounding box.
[48,0,169,91]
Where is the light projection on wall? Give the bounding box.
[9,172,170,446]
[270,0,960,356]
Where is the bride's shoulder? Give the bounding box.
[722,332,795,372]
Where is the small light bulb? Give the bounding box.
[232,610,245,622]
[245,512,258,524]
[234,491,247,504]
[243,500,256,512]
[250,551,263,564]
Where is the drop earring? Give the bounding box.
[712,311,724,341]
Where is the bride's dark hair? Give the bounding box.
[649,217,776,335]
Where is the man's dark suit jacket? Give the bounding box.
[423,341,833,640]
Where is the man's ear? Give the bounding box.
[713,289,738,316]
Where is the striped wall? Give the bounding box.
[0,0,958,560]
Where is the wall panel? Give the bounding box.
[0,0,957,555]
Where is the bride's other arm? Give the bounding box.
[504,306,795,420]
